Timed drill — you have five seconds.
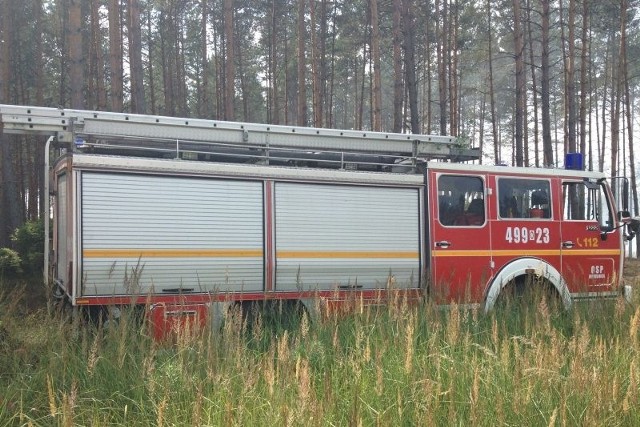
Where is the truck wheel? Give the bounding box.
[495,275,561,311]
[84,305,124,329]
[226,300,307,334]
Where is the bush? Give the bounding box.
[0,247,22,277]
[11,219,44,275]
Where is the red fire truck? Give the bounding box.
[1,105,637,337]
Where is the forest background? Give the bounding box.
[0,0,639,256]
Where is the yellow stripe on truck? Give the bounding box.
[83,249,264,258]
[84,249,418,259]
[432,249,621,257]
[276,251,419,259]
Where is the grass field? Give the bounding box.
[1,260,639,426]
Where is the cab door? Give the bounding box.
[428,170,493,303]
[560,179,622,295]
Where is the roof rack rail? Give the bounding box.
[1,104,480,170]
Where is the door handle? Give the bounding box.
[436,241,451,248]
[562,241,575,248]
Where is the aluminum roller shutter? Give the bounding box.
[274,182,421,291]
[80,172,264,295]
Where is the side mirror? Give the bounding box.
[625,217,640,241]
[618,210,631,221]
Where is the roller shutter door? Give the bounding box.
[80,172,264,296]
[274,182,420,291]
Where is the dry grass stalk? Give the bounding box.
[61,380,77,427]
[295,356,311,413]
[469,365,480,424]
[630,306,640,348]
[446,303,461,346]
[156,393,168,427]
[87,331,100,376]
[192,383,203,426]
[46,374,57,418]
[404,311,415,374]
[623,360,638,413]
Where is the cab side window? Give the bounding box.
[498,178,552,219]
[563,181,613,229]
[437,175,485,226]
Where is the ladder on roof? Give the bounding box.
[0,104,480,170]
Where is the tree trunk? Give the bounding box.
[327,3,337,128]
[588,25,594,172]
[566,0,577,155]
[611,0,625,195]
[0,0,9,246]
[0,2,22,243]
[197,0,208,117]
[512,0,525,166]
[214,18,222,119]
[448,0,458,136]
[436,0,447,135]
[310,0,321,127]
[268,0,279,124]
[525,0,539,167]
[224,0,235,120]
[370,0,382,131]
[319,0,328,126]
[486,0,499,164]
[148,9,158,114]
[402,0,419,134]
[620,0,638,255]
[610,70,620,196]
[599,36,612,172]
[159,11,173,115]
[579,0,588,162]
[392,0,403,132]
[176,13,189,117]
[34,0,46,217]
[478,88,485,165]
[128,0,146,113]
[424,4,432,134]
[0,0,8,104]
[296,0,306,126]
[89,0,107,110]
[68,0,84,109]
[284,22,292,124]
[108,0,123,111]
[56,0,69,106]
[623,18,638,242]
[1,135,21,247]
[237,29,248,121]
[541,0,553,166]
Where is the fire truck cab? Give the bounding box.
[427,163,635,310]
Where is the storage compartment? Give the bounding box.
[274,183,421,291]
[148,303,209,341]
[80,172,264,296]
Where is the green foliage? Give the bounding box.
[11,219,44,275]
[1,291,640,425]
[0,248,23,278]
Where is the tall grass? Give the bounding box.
[1,284,639,426]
